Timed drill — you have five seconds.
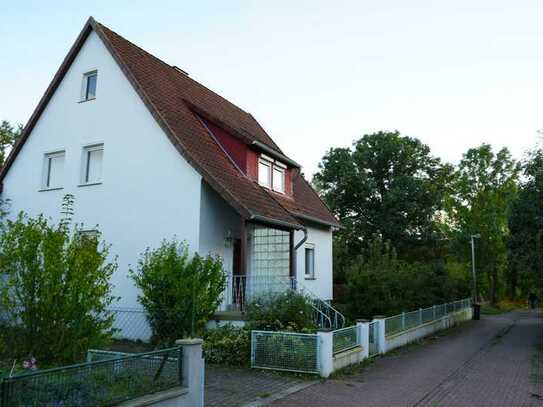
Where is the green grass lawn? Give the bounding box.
[481,300,526,315]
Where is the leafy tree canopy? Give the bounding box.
[447,144,519,304]
[314,131,452,264]
[508,147,543,295]
[0,120,22,166]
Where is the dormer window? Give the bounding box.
[272,165,285,193]
[258,158,272,188]
[258,155,286,194]
[82,71,97,101]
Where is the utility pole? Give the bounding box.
[471,234,480,302]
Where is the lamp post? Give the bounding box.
[471,234,480,302]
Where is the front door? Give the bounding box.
[232,239,245,309]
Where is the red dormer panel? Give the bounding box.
[285,169,293,196]
[247,150,258,181]
[200,115,293,196]
[201,117,247,172]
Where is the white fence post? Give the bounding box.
[372,315,387,354]
[433,305,436,321]
[317,329,334,378]
[356,319,370,360]
[401,312,406,331]
[176,338,205,407]
[419,308,422,325]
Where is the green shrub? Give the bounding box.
[346,236,470,318]
[245,290,317,332]
[129,239,226,345]
[203,325,250,366]
[0,195,118,364]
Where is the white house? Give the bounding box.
[0,18,342,331]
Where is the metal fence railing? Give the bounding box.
[0,347,181,407]
[251,330,320,374]
[368,321,380,357]
[385,298,471,337]
[333,325,359,354]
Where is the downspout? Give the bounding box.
[291,227,308,284]
[294,228,308,250]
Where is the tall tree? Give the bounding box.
[0,120,22,166]
[508,147,543,296]
[314,131,452,271]
[448,144,519,304]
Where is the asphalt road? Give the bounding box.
[272,310,543,407]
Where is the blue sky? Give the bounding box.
[2,1,542,176]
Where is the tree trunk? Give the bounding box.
[490,268,498,305]
[509,267,518,299]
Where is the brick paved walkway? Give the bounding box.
[272,310,543,407]
[205,364,312,407]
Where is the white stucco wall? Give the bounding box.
[1,30,202,307]
[294,225,334,300]
[199,182,241,311]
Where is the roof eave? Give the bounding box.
[251,141,301,168]
[291,212,342,229]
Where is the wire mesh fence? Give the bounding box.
[251,330,320,374]
[333,325,359,354]
[384,298,471,337]
[0,347,181,407]
[109,307,152,342]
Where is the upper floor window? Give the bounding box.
[258,155,286,194]
[81,144,104,185]
[82,71,97,101]
[258,159,272,188]
[42,151,65,190]
[272,165,285,193]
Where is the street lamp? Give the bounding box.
[471,234,480,302]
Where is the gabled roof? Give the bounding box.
[1,17,340,230]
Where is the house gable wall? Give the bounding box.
[1,31,202,307]
[295,225,333,300]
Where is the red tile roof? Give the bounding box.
[1,17,339,230]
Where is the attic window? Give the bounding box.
[273,166,285,193]
[82,71,97,101]
[258,159,272,188]
[258,155,286,194]
[42,151,65,190]
[81,144,104,185]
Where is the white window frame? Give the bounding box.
[81,70,98,102]
[304,243,316,279]
[272,165,285,193]
[258,154,287,194]
[258,158,272,188]
[78,229,99,242]
[80,144,104,186]
[41,150,65,190]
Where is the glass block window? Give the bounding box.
[249,225,290,277]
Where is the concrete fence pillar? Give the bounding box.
[317,329,334,378]
[176,338,205,407]
[372,315,387,354]
[356,319,370,360]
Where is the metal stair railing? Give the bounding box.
[294,279,346,330]
[229,274,346,330]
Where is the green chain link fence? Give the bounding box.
[385,298,471,337]
[251,330,320,374]
[0,347,181,407]
[332,325,359,354]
